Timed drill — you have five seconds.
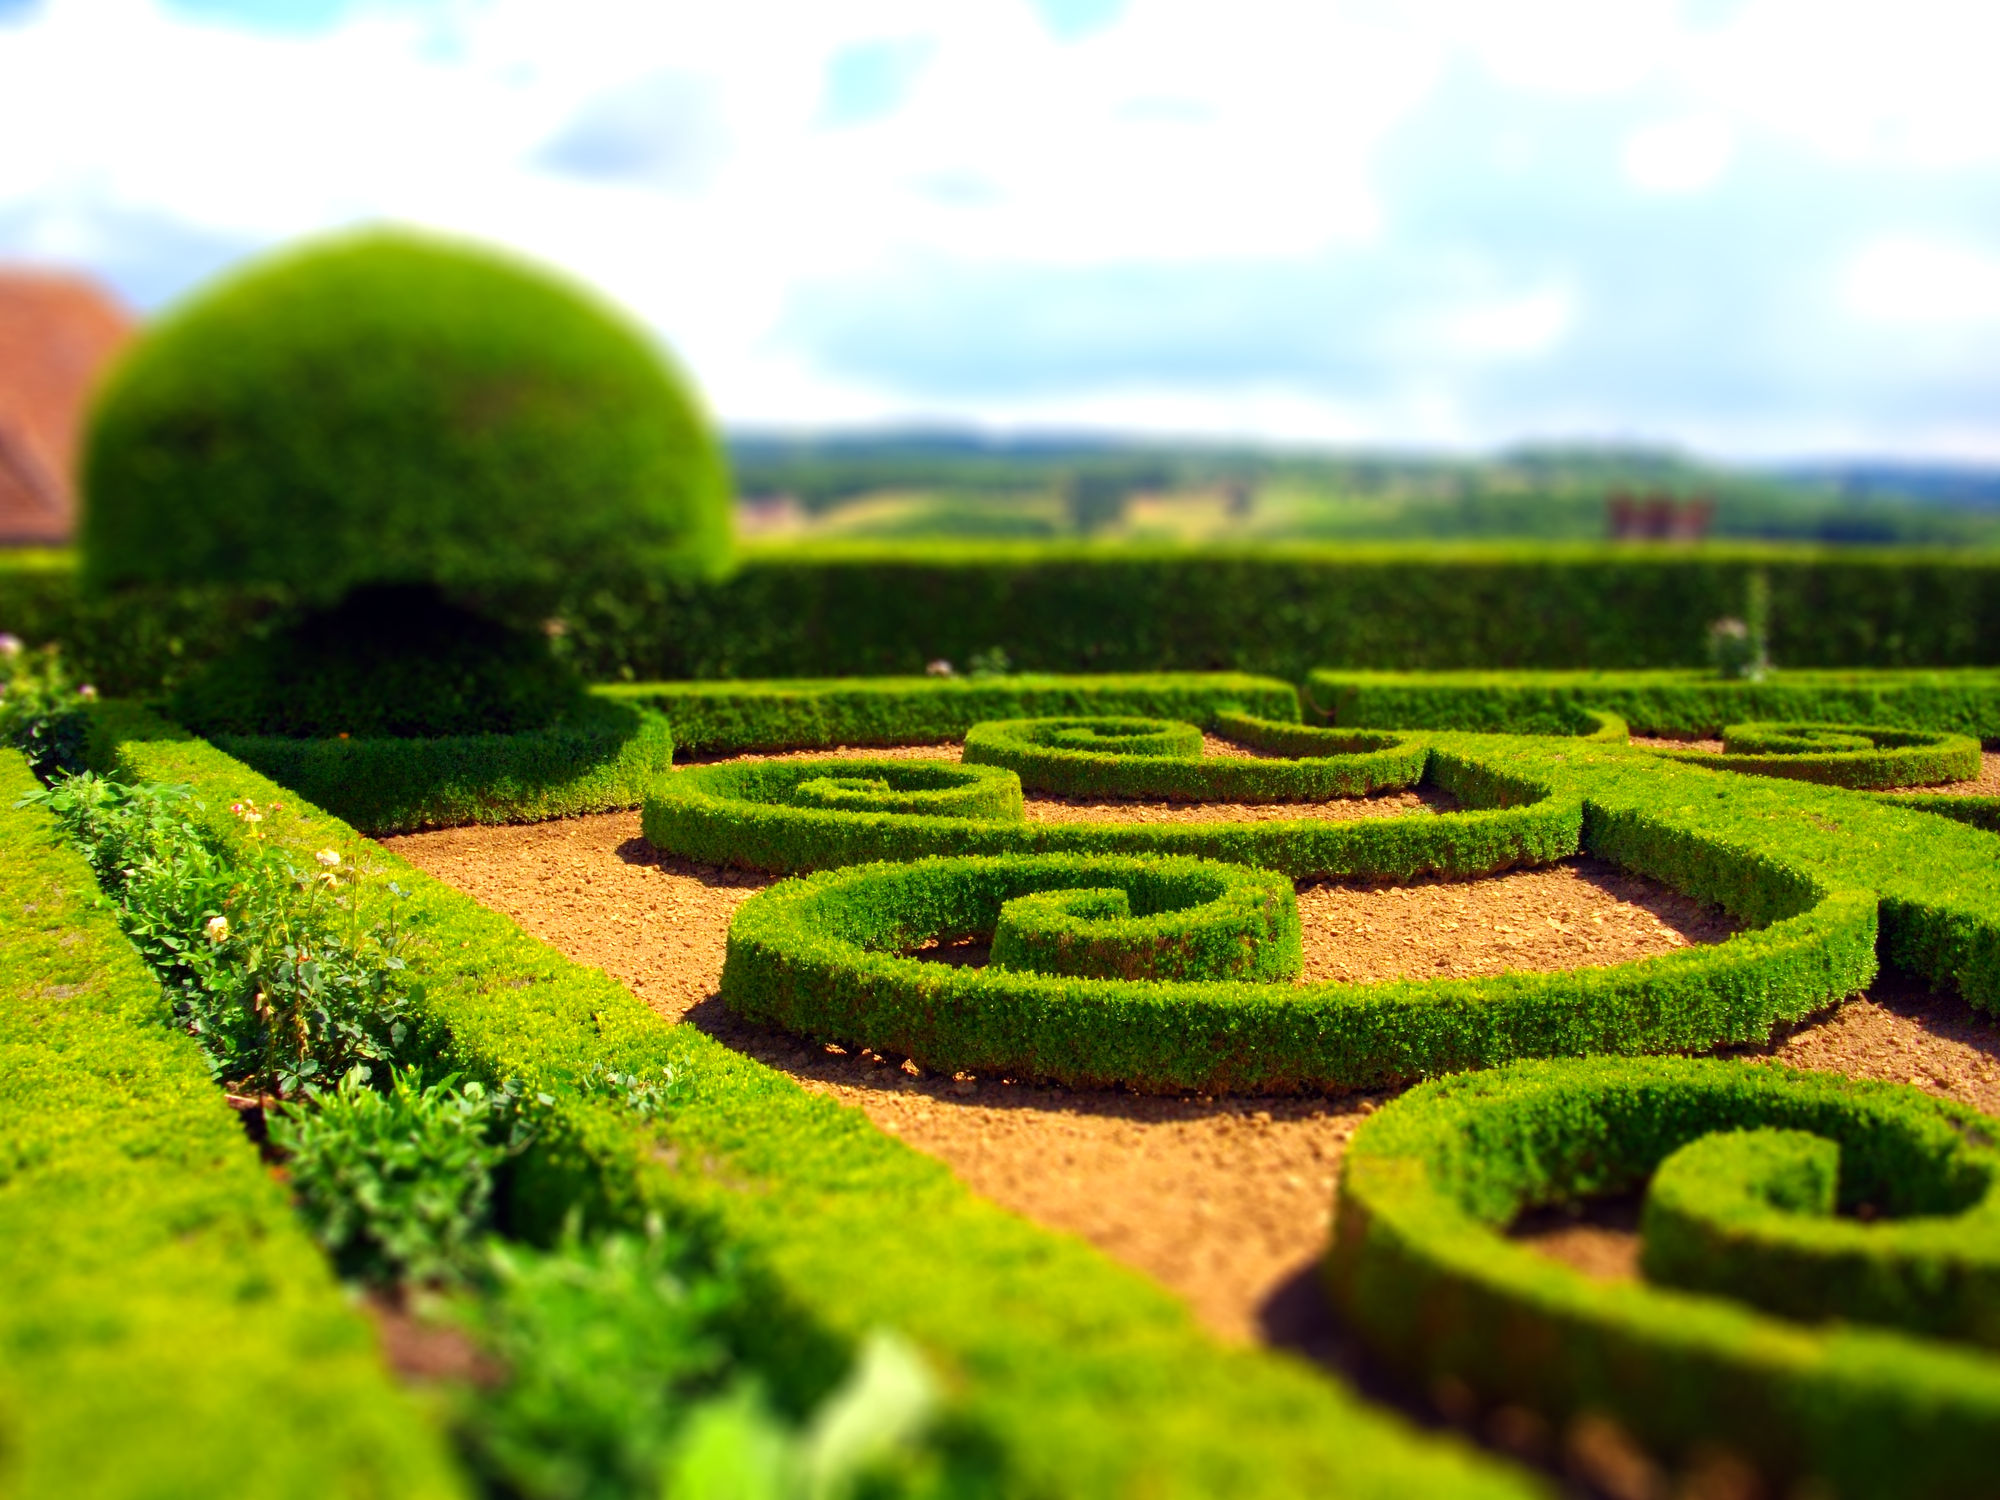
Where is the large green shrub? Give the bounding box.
[82,229,729,600]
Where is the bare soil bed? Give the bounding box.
[379,741,2000,1350]
[383,742,1751,1345]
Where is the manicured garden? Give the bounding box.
[7,230,2000,1500]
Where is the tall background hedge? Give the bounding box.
[10,542,2000,693]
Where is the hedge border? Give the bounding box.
[1330,1055,2000,1500]
[1308,667,2000,741]
[82,702,1534,1500]
[209,694,675,835]
[788,760,1023,820]
[1638,1127,2000,1348]
[597,672,1301,754]
[960,715,1428,801]
[642,746,1582,882]
[719,826,1875,1094]
[0,750,463,1500]
[984,858,1301,983]
[1644,721,1982,790]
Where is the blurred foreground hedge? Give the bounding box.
[10,542,2000,693]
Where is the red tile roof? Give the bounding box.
[0,270,134,546]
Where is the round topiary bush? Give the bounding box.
[82,228,730,600]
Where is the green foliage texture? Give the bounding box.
[15,548,2000,696]
[83,701,1537,1500]
[81,230,730,599]
[598,672,1298,754]
[1310,667,2000,739]
[1330,1055,2000,1500]
[961,713,1427,799]
[1643,720,1982,789]
[211,695,675,835]
[0,751,463,1499]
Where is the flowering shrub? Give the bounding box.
[22,774,416,1095]
[0,633,92,778]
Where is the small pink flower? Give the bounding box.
[0,633,21,658]
[77,683,97,700]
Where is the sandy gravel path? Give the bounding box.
[382,759,1751,1344]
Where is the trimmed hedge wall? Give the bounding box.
[984,858,1301,982]
[1639,1126,2000,1347]
[1310,667,2000,740]
[0,752,463,1499]
[642,747,1582,882]
[1330,1055,2000,1500]
[598,672,1299,754]
[12,548,2000,696]
[961,714,1428,801]
[209,695,676,835]
[1644,721,1981,790]
[82,703,1536,1500]
[719,848,1872,1093]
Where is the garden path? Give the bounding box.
[384,740,1993,1346]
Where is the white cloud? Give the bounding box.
[1,0,1998,455]
[1622,115,1734,195]
[1844,238,2000,327]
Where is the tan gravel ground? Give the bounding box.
[380,739,2000,1499]
[379,772,1748,1344]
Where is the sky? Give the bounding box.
[2,0,1998,459]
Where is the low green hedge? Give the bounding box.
[960,715,1428,801]
[16,547,2000,695]
[1875,793,2000,832]
[1643,721,1982,790]
[209,695,675,835]
[983,857,1300,982]
[599,672,1300,754]
[1308,668,2000,740]
[1330,1055,2000,1500]
[786,760,1023,819]
[83,703,1535,1500]
[0,751,463,1499]
[720,849,1873,1093]
[1639,1126,2000,1348]
[642,747,1582,882]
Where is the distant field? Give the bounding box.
[730,432,2000,546]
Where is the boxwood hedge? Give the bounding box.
[208,694,676,834]
[79,701,1536,1500]
[1643,721,1981,790]
[0,751,463,1499]
[1309,667,2000,740]
[1331,1055,2000,1500]
[641,745,1581,882]
[960,714,1429,800]
[598,671,1300,754]
[719,850,1873,1093]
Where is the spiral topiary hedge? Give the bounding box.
[960,714,1429,801]
[987,864,1301,983]
[719,851,1873,1093]
[1645,721,1981,790]
[1330,1054,2000,1500]
[642,745,1579,882]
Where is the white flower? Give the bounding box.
[0,633,20,658]
[77,683,97,700]
[925,659,955,677]
[205,915,229,944]
[315,849,341,868]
